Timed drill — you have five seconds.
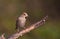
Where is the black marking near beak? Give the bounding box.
[25,16,28,19]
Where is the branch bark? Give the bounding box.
[0,15,48,39]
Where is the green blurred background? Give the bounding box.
[0,0,60,39]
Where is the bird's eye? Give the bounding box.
[23,14,25,15]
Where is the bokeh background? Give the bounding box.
[0,0,60,39]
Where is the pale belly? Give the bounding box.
[18,18,26,27]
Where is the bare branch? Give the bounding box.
[8,15,48,39]
[0,15,48,39]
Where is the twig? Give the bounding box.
[8,15,48,39]
[0,15,48,39]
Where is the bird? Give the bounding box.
[16,12,28,32]
[0,33,5,39]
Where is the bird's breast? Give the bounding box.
[19,17,26,23]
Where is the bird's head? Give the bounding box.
[22,12,28,17]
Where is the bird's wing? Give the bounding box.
[16,18,19,29]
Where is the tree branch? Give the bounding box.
[0,15,48,39]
